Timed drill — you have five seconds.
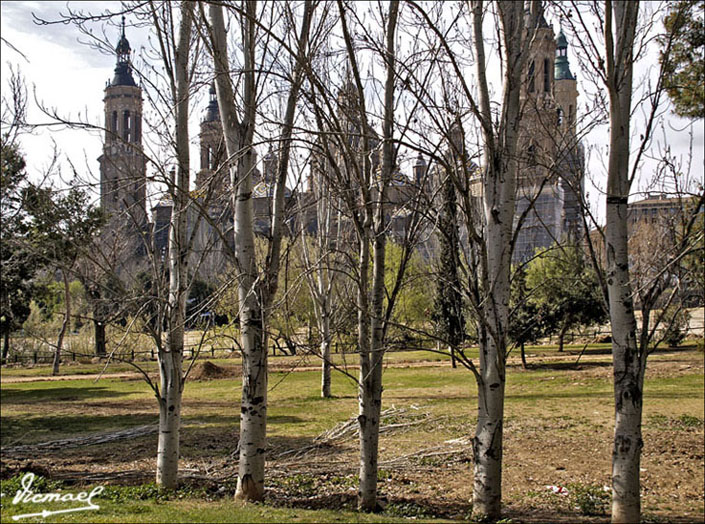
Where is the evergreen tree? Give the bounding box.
[660,0,705,118]
[432,172,464,367]
[0,141,35,362]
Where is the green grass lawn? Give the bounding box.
[0,340,626,378]
[1,347,703,523]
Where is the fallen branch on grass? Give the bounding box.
[275,405,429,459]
[0,424,159,457]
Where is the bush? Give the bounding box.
[661,306,690,347]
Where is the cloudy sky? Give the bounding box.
[1,1,702,223]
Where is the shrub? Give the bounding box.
[567,482,609,516]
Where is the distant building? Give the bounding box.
[628,193,694,227]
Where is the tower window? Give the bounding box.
[557,108,564,125]
[212,147,220,170]
[123,110,131,142]
[135,115,141,142]
[543,58,550,92]
[111,111,118,135]
[527,144,537,166]
[528,61,535,93]
[569,104,574,123]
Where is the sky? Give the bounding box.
[1,1,703,224]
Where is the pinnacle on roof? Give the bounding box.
[204,82,220,122]
[111,16,137,87]
[554,29,575,81]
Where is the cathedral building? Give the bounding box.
[99,12,583,280]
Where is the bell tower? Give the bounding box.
[554,29,578,139]
[554,28,583,239]
[99,17,147,231]
[196,83,227,192]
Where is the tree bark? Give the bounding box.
[558,324,568,352]
[356,1,398,511]
[469,2,526,519]
[320,312,332,398]
[94,318,106,357]
[156,1,193,489]
[604,2,641,522]
[52,268,72,376]
[2,330,10,364]
[209,1,266,502]
[520,342,527,370]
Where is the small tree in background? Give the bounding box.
[22,180,103,375]
[509,266,551,369]
[526,243,607,352]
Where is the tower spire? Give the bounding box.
[555,29,575,81]
[112,17,137,86]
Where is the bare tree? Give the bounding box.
[555,1,704,521]
[401,1,538,518]
[203,0,314,501]
[153,0,195,489]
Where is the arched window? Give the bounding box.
[568,104,574,123]
[134,115,141,143]
[203,145,210,170]
[123,110,131,142]
[528,61,535,93]
[111,111,118,134]
[209,146,217,170]
[543,58,551,92]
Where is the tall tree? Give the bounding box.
[558,2,705,520]
[602,4,644,520]
[154,0,195,490]
[204,0,313,501]
[298,160,342,398]
[432,130,465,368]
[402,1,538,517]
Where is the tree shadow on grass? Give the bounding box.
[0,413,158,447]
[0,386,129,404]
[524,361,613,371]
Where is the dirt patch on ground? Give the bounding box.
[188,361,231,381]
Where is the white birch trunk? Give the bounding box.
[358,2,398,510]
[209,2,266,501]
[603,2,642,522]
[470,2,525,519]
[156,2,193,489]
